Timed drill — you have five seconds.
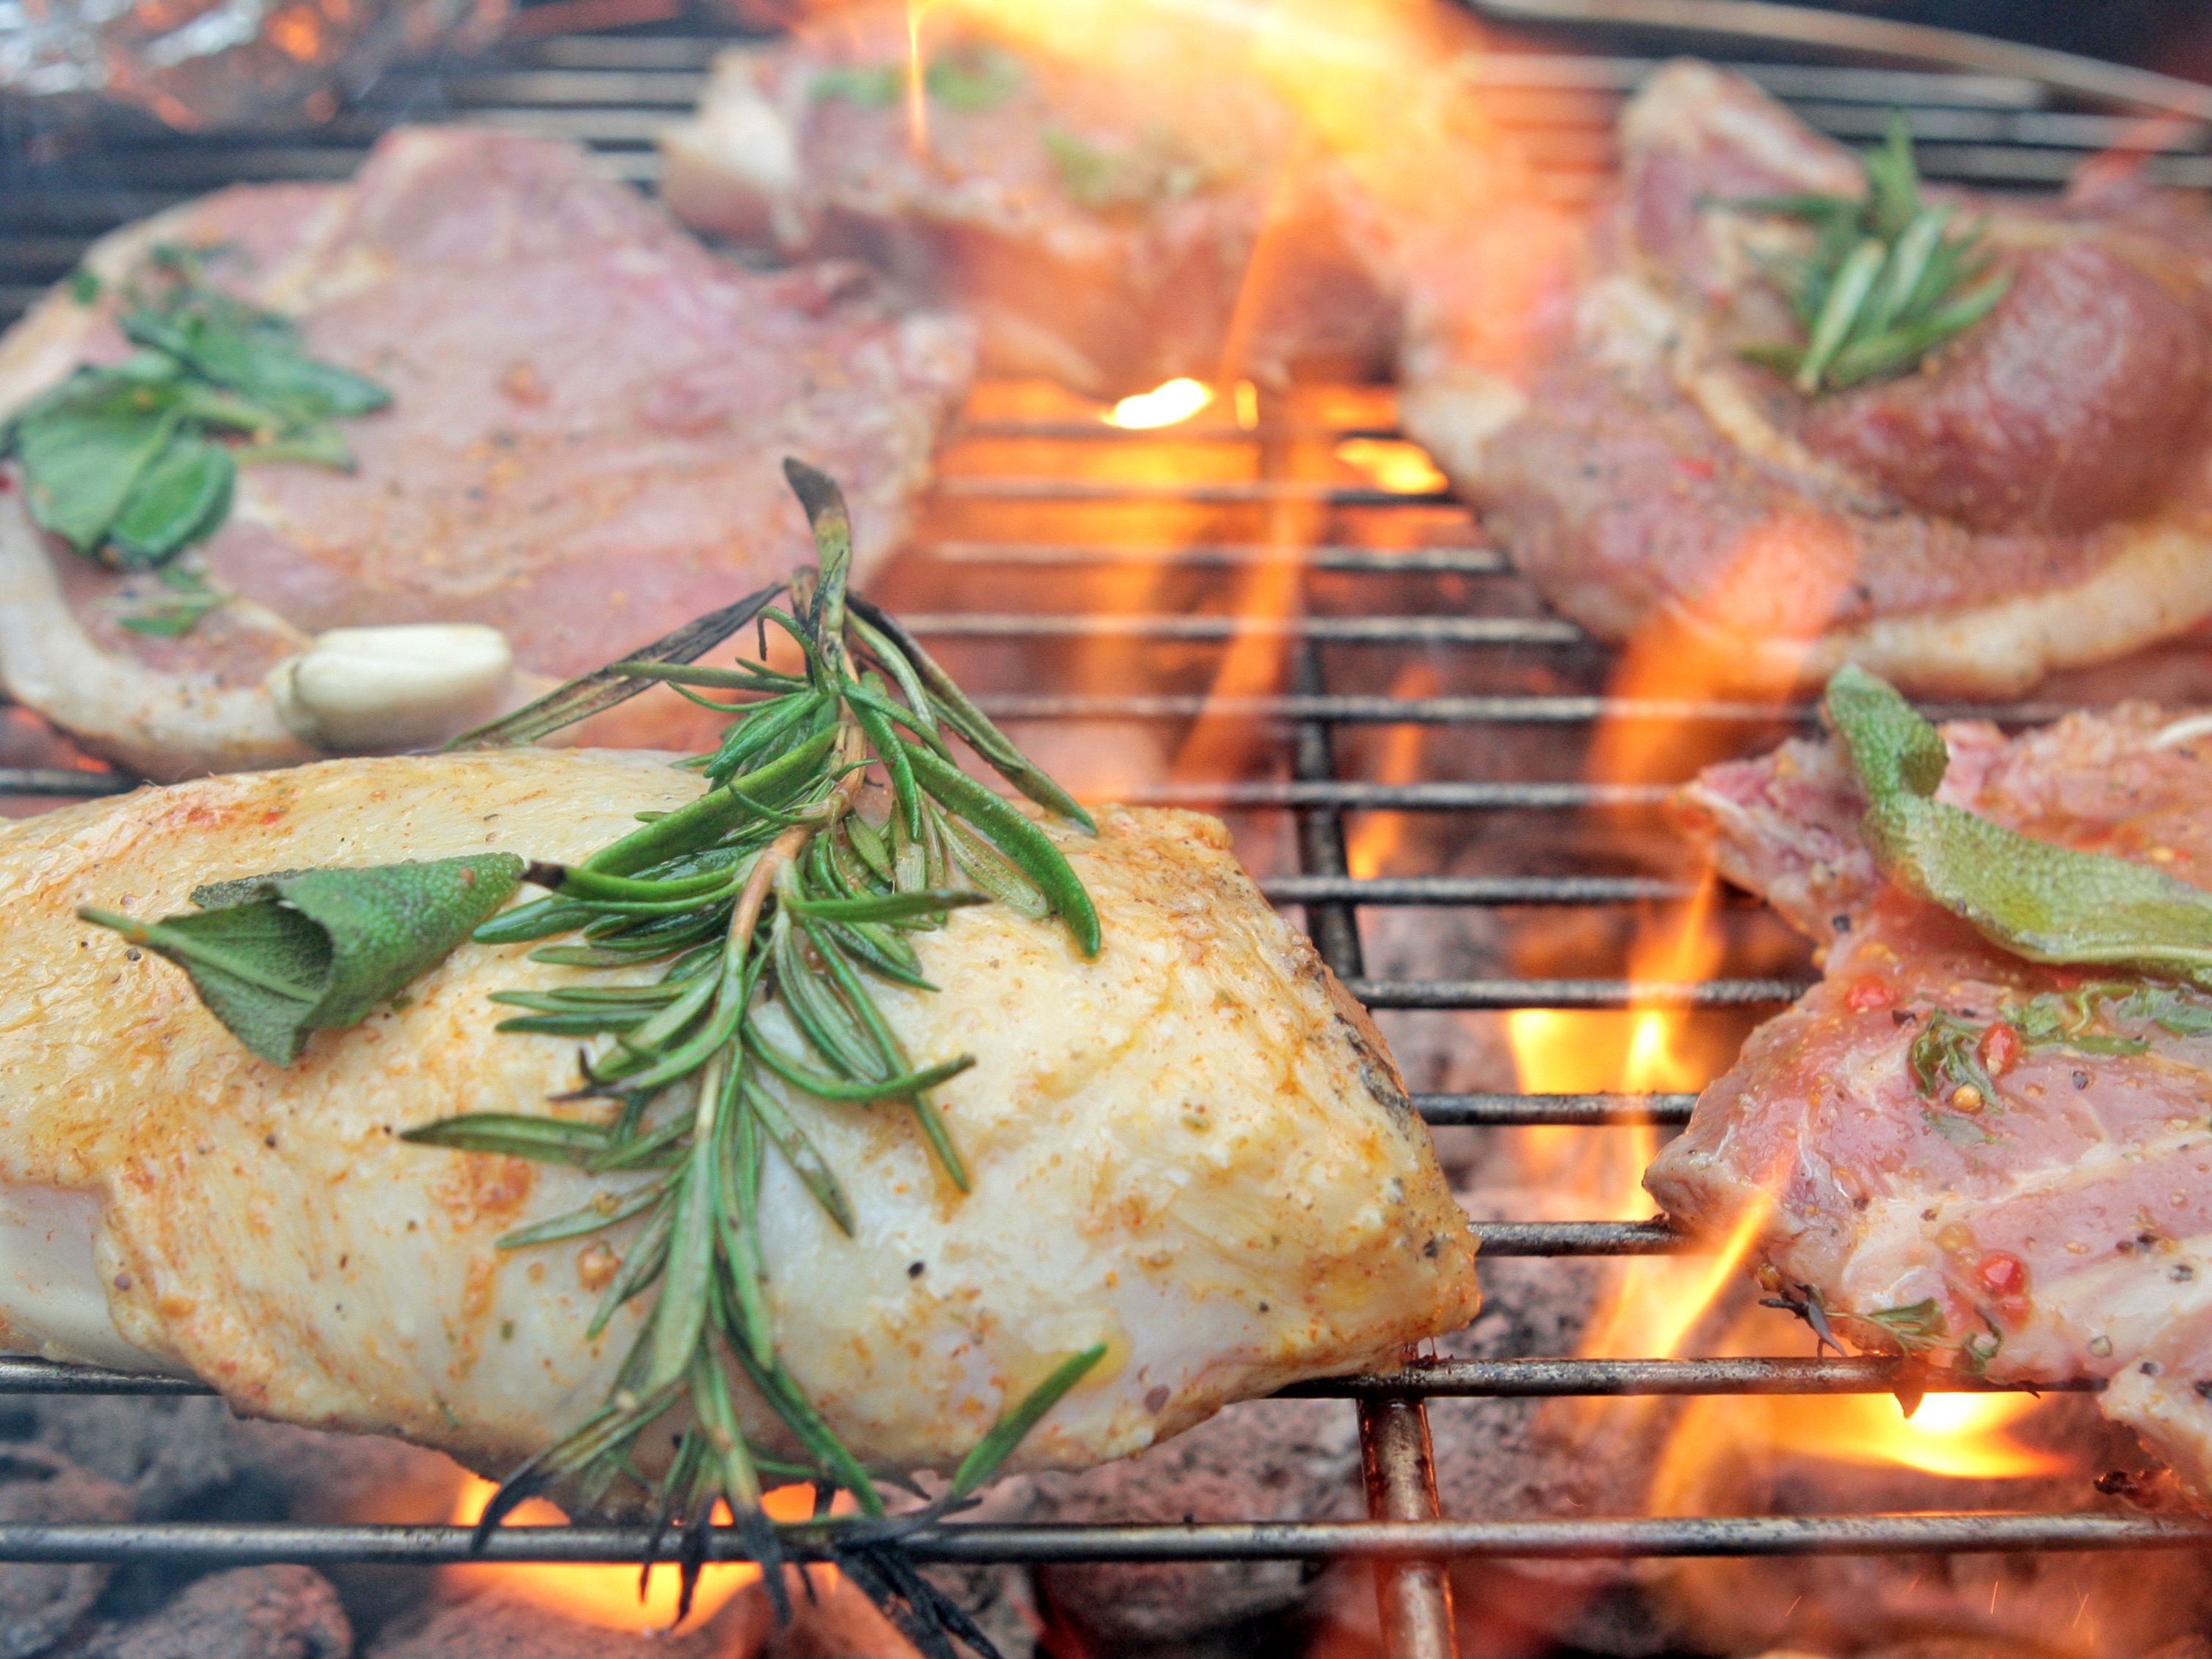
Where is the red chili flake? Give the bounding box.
[1844,976,1895,1012]
[1976,1251,2030,1303]
[1978,1020,2020,1076]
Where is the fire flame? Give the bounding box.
[1104,377,1215,429]
[444,1478,821,1631]
[1334,437,1446,494]
[1346,663,1440,879]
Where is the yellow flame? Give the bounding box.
[1104,377,1215,429]
[1334,437,1446,494]
[444,1478,820,1630]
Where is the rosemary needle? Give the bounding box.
[1735,110,2014,395]
[404,458,1108,1635]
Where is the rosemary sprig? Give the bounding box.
[1735,112,2013,394]
[407,460,1106,1638]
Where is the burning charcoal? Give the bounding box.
[1025,1398,1359,1652]
[0,1445,131,1659]
[365,1586,769,1659]
[68,1566,348,1659]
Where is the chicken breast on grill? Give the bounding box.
[0,749,1478,1479]
[1401,61,2212,695]
[1648,706,2212,1500]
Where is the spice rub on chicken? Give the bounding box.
[660,2,1396,398]
[1648,698,2212,1500]
[0,127,974,781]
[0,749,1477,1481]
[1400,60,2212,696]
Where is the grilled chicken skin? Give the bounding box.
[1649,707,2212,1500]
[0,749,1477,1480]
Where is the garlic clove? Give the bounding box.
[268,624,514,753]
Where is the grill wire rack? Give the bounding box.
[10,7,2212,1659]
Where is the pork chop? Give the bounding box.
[1649,703,2212,1500]
[659,3,1397,398]
[0,748,1478,1482]
[1399,61,2212,696]
[0,127,976,781]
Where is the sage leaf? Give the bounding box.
[109,436,234,565]
[1828,665,2212,982]
[15,377,180,554]
[83,852,524,1064]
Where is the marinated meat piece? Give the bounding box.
[1649,703,2212,1499]
[661,4,1397,397]
[1401,61,2212,695]
[0,748,1478,1483]
[0,128,974,781]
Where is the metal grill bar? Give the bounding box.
[903,613,1584,645]
[0,1352,2102,1403]
[1348,977,1809,1009]
[0,1512,2207,1568]
[1413,1091,1694,1126]
[1474,1220,1684,1255]
[1263,875,1696,905]
[924,541,1509,574]
[971,693,2073,725]
[1112,780,1672,810]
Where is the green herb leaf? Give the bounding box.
[1828,666,2212,983]
[810,63,903,107]
[4,247,389,569]
[949,1343,1108,1497]
[924,42,1024,113]
[82,853,524,1064]
[13,376,181,554]
[1732,111,2010,394]
[1861,1298,1946,1349]
[109,435,234,565]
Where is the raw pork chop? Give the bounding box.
[0,127,975,780]
[1649,704,2212,1500]
[1400,60,2212,695]
[0,748,1478,1480]
[660,3,1397,397]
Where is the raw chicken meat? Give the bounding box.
[660,3,1397,397]
[1649,701,2212,1500]
[0,748,1478,1480]
[1400,60,2212,695]
[0,128,974,782]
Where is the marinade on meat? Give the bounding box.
[0,749,1478,1486]
[1651,704,2212,1500]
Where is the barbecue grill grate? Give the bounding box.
[7,12,2212,1659]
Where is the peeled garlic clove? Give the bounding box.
[268,624,514,753]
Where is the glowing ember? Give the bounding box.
[445,1478,821,1630]
[1233,379,1260,430]
[1333,437,1445,494]
[1104,377,1214,429]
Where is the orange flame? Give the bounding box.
[1105,378,1215,429]
[1334,438,1446,494]
[1346,663,1440,879]
[444,1478,821,1631]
